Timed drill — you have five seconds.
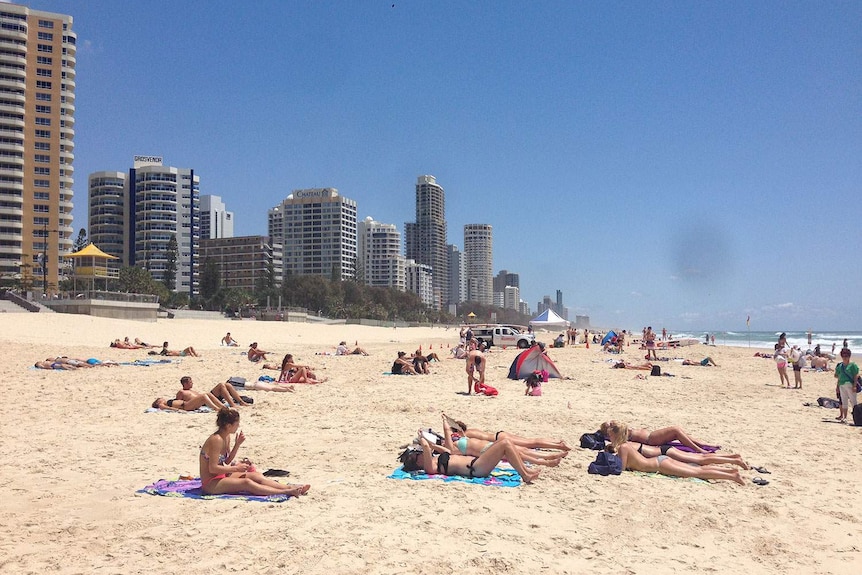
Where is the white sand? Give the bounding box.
[2,313,860,574]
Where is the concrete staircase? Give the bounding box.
[0,298,28,312]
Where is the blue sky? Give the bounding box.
[28,1,862,331]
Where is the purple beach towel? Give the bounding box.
[138,478,294,502]
[666,441,720,453]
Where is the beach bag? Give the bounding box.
[474,381,498,396]
[853,403,862,426]
[650,365,661,376]
[817,397,841,409]
[228,376,246,387]
[580,432,605,450]
[587,451,622,476]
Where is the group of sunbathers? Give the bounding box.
[398,414,752,486]
[399,413,571,484]
[110,337,156,349]
[152,375,253,412]
[35,356,118,370]
[391,349,440,375]
[110,337,200,357]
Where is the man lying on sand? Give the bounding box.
[177,375,250,407]
[682,357,718,366]
[160,342,200,357]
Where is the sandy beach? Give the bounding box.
[2,313,860,574]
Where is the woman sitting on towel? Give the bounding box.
[401,429,541,483]
[603,422,744,485]
[442,413,570,451]
[277,354,326,384]
[599,420,712,454]
[434,414,565,467]
[199,407,310,496]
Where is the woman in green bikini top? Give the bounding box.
[400,428,541,484]
[439,415,566,468]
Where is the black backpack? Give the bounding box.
[853,404,862,427]
[580,431,605,450]
[650,365,661,376]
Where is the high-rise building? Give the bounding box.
[405,175,447,308]
[200,195,234,239]
[405,259,434,307]
[199,235,282,294]
[504,285,520,310]
[268,188,357,281]
[446,244,465,306]
[0,5,76,293]
[493,270,519,292]
[358,216,405,290]
[464,223,493,305]
[88,156,201,296]
[87,171,126,262]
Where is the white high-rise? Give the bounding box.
[200,195,234,239]
[464,224,493,305]
[358,216,405,290]
[88,156,201,295]
[268,188,357,280]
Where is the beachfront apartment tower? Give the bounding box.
[446,244,465,307]
[405,175,447,309]
[0,5,76,293]
[405,259,434,308]
[200,195,234,239]
[358,216,405,290]
[199,235,282,294]
[88,171,126,263]
[268,188,357,281]
[464,223,493,305]
[88,156,201,296]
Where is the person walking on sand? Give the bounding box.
[789,346,805,389]
[644,327,658,360]
[774,343,791,388]
[466,349,486,395]
[834,348,858,423]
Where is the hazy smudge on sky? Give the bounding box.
[668,220,733,286]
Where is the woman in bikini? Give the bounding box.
[603,422,744,485]
[435,415,565,467]
[401,429,541,483]
[152,394,223,411]
[442,413,570,451]
[277,354,326,384]
[199,408,310,496]
[599,420,712,454]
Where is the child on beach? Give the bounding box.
[525,373,542,396]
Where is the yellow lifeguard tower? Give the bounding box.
[66,243,119,293]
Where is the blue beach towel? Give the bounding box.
[138,478,294,502]
[388,465,522,487]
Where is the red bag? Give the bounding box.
[474,382,498,396]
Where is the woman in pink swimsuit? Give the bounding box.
[199,408,310,496]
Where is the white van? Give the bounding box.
[469,325,534,349]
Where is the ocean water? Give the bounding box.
[669,330,862,352]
